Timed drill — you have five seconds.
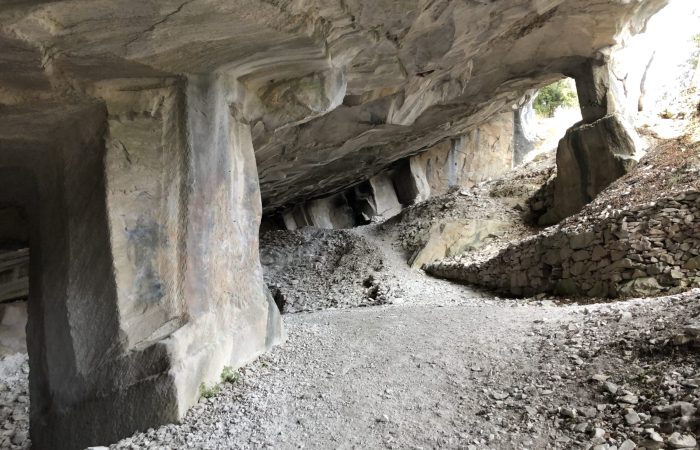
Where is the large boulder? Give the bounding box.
[367,173,403,219]
[410,220,510,269]
[539,114,639,225]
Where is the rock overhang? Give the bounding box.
[0,0,671,213]
[0,1,680,448]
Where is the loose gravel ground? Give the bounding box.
[3,200,699,450]
[108,227,699,449]
[0,354,29,449]
[3,121,700,449]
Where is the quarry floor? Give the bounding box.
[113,227,569,449]
[109,227,699,450]
[3,128,700,449]
[0,223,697,449]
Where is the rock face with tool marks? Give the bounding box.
[0,0,668,448]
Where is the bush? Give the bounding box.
[199,382,220,399]
[533,79,579,117]
[221,366,240,384]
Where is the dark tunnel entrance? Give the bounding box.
[0,184,33,449]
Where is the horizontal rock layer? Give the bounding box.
[278,111,516,229]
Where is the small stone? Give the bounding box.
[618,394,638,405]
[667,432,696,449]
[491,391,509,400]
[624,409,641,425]
[591,428,606,440]
[619,439,637,450]
[648,430,663,443]
[618,311,633,322]
[574,422,589,433]
[670,270,684,279]
[604,382,619,395]
[579,406,598,418]
[560,407,577,418]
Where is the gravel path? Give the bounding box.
[109,227,700,449]
[113,228,578,450]
[114,302,569,450]
[2,226,697,449]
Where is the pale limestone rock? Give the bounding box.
[540,114,639,225]
[410,220,509,269]
[368,173,403,219]
[0,0,671,448]
[411,113,515,196]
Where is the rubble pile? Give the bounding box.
[260,228,388,313]
[426,138,700,299]
[532,290,700,449]
[382,152,554,267]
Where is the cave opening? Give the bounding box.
[0,242,29,357]
[2,1,700,449]
[0,203,31,449]
[517,77,582,165]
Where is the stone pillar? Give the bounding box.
[306,194,355,229]
[392,158,431,205]
[282,209,301,230]
[513,98,536,166]
[0,74,282,449]
[368,173,403,219]
[573,60,611,124]
[279,193,356,230]
[0,102,136,450]
[175,73,283,411]
[540,60,642,225]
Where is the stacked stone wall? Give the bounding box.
[426,190,700,298]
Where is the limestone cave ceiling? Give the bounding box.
[0,0,668,211]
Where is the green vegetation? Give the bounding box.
[690,33,700,67]
[197,367,241,400]
[533,79,579,117]
[221,366,240,384]
[198,382,220,399]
